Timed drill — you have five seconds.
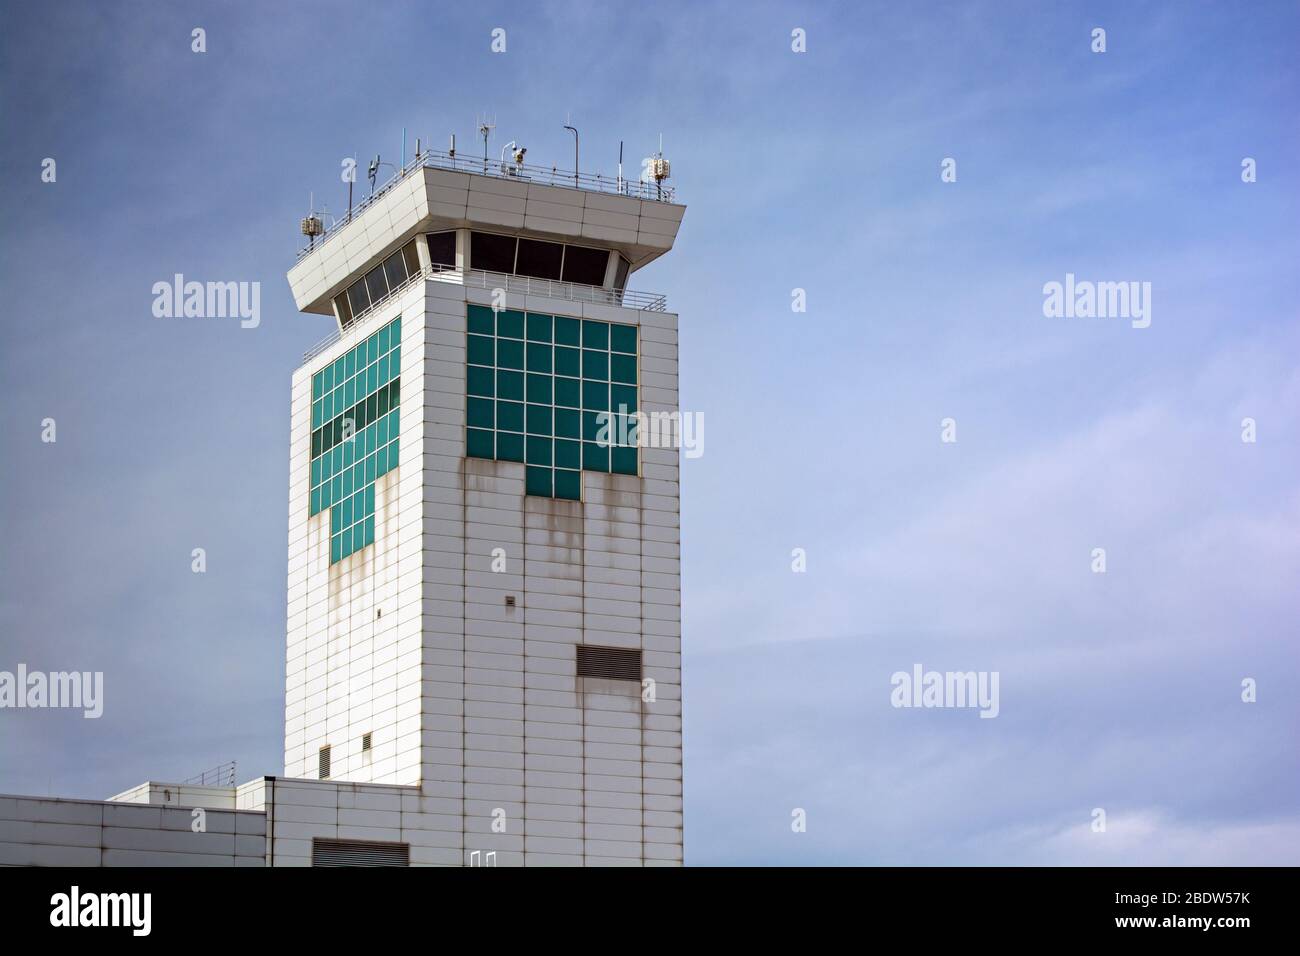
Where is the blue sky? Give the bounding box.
[1,1,1297,864]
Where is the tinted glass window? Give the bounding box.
[382,251,407,291]
[364,265,388,303]
[335,292,353,328]
[402,239,421,275]
[347,281,370,317]
[562,245,609,286]
[515,238,564,280]
[471,232,517,273]
[427,231,456,267]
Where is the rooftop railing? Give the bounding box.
[301,264,667,364]
[297,149,676,261]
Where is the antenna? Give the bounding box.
[449,132,456,160]
[300,191,324,250]
[618,140,624,194]
[477,115,495,173]
[643,135,672,200]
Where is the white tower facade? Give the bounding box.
[283,154,686,865]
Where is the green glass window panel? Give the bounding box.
[610,323,637,354]
[364,454,376,484]
[497,400,524,433]
[496,431,524,462]
[341,496,352,529]
[613,412,639,447]
[467,365,494,397]
[322,364,335,393]
[582,320,609,350]
[554,407,580,439]
[583,442,609,472]
[610,353,637,384]
[312,376,323,401]
[526,312,553,342]
[583,380,609,411]
[611,446,638,475]
[467,397,494,429]
[310,487,321,515]
[525,465,552,497]
[378,322,391,354]
[497,338,524,370]
[496,369,523,400]
[526,404,552,436]
[554,315,581,346]
[554,377,580,408]
[388,441,399,471]
[526,373,552,404]
[331,535,342,563]
[526,342,552,373]
[526,435,553,466]
[554,346,580,377]
[468,334,494,366]
[345,350,356,378]
[611,384,637,414]
[460,306,640,500]
[467,428,494,459]
[582,349,609,381]
[375,447,388,479]
[582,410,604,442]
[342,470,354,497]
[468,304,496,335]
[554,468,581,500]
[367,334,379,365]
[554,438,581,470]
[391,317,401,341]
[496,309,525,339]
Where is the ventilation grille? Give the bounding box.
[318,745,331,779]
[361,732,372,752]
[576,645,642,681]
[311,838,410,867]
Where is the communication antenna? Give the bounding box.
[477,115,495,173]
[642,134,672,200]
[300,192,324,250]
[449,132,456,160]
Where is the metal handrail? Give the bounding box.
[297,148,676,260]
[300,264,667,364]
[183,761,237,788]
